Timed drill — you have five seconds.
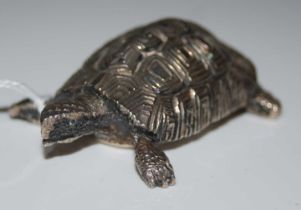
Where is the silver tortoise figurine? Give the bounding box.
[4,18,281,188]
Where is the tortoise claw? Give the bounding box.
[142,161,176,188]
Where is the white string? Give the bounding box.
[0,79,45,112]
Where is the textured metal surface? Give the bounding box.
[56,18,260,143]
[5,18,282,188]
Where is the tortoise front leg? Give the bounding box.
[7,98,40,124]
[135,137,176,188]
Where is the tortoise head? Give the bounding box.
[40,89,113,147]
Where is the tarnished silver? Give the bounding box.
[5,18,281,188]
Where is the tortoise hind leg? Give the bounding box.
[247,88,281,118]
[135,137,176,188]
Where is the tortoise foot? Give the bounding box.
[135,138,176,188]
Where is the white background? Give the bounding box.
[0,0,300,209]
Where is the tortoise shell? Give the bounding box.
[39,18,280,145]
